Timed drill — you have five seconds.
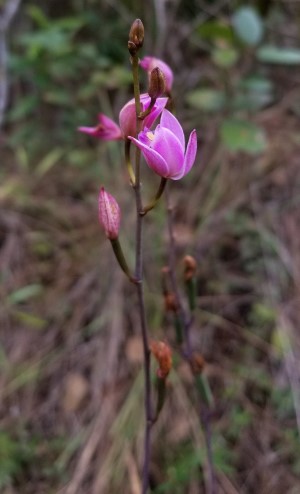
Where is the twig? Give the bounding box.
[165,185,216,494]
[0,0,22,127]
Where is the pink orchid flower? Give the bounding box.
[78,94,167,142]
[119,93,167,138]
[98,187,121,240]
[78,114,122,141]
[129,109,197,180]
[140,56,174,93]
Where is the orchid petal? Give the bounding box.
[183,129,197,176]
[152,127,184,178]
[144,97,168,129]
[78,126,96,135]
[129,136,169,177]
[160,110,185,149]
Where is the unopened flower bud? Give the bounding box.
[183,255,197,281]
[150,341,172,379]
[128,19,144,52]
[148,67,166,100]
[164,293,178,313]
[191,353,205,375]
[98,187,121,240]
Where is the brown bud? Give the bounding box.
[191,353,205,375]
[148,67,166,99]
[150,340,172,379]
[161,266,170,276]
[164,293,178,313]
[129,19,144,51]
[183,255,197,281]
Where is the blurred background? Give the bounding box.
[1,0,300,492]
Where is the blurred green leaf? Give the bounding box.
[232,7,264,46]
[8,284,43,304]
[233,76,274,111]
[197,20,234,42]
[35,148,64,177]
[221,119,267,154]
[257,45,300,64]
[186,88,225,112]
[7,95,39,122]
[26,5,50,28]
[212,47,238,68]
[13,310,47,330]
[239,75,273,93]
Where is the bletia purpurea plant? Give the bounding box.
[79,19,215,494]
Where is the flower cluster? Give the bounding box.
[78,51,197,247]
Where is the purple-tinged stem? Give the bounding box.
[131,49,152,494]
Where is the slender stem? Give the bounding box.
[110,238,136,283]
[165,185,216,494]
[142,177,168,216]
[131,50,152,494]
[125,139,136,185]
[165,185,192,357]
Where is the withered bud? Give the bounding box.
[128,19,144,51]
[148,67,166,99]
[150,340,172,379]
[183,255,197,281]
[164,293,178,313]
[191,353,205,375]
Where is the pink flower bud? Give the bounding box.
[98,188,121,240]
[140,56,174,93]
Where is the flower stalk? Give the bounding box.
[129,19,153,494]
[141,177,167,216]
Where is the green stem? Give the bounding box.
[125,139,136,185]
[185,277,197,312]
[110,238,135,283]
[153,376,166,422]
[142,177,167,215]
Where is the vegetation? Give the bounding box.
[1,0,300,492]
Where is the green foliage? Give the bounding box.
[154,444,204,493]
[186,89,226,112]
[220,119,267,154]
[7,284,43,304]
[232,7,264,46]
[0,432,23,487]
[257,45,300,65]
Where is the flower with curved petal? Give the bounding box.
[78,114,122,141]
[140,56,174,93]
[119,93,167,138]
[129,109,197,180]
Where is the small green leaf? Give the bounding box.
[232,7,264,46]
[212,47,238,68]
[8,284,43,305]
[221,119,267,154]
[197,20,234,42]
[186,89,226,112]
[35,148,64,177]
[257,45,300,65]
[13,310,47,330]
